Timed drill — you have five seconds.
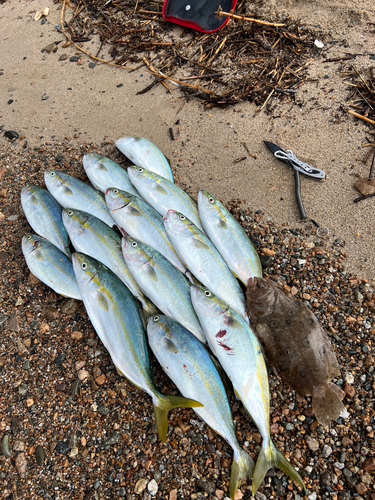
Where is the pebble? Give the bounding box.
[345,372,354,384]
[4,130,19,140]
[15,452,27,478]
[55,441,70,455]
[1,435,12,457]
[61,299,81,316]
[305,435,319,451]
[71,330,83,341]
[322,445,333,458]
[70,55,80,62]
[35,445,45,466]
[41,94,49,101]
[44,306,59,320]
[78,369,89,381]
[134,478,148,494]
[147,479,158,496]
[59,54,68,61]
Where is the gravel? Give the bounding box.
[0,138,374,499]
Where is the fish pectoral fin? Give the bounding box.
[155,184,168,195]
[154,393,204,442]
[164,337,179,354]
[218,219,227,229]
[30,195,39,205]
[35,251,45,261]
[96,290,109,311]
[62,186,74,196]
[128,206,142,216]
[193,238,210,250]
[145,265,158,281]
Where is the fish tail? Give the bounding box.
[230,448,255,500]
[252,440,306,495]
[153,393,203,443]
[312,382,345,426]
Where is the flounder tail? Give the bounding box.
[252,440,306,495]
[312,382,345,426]
[230,448,255,500]
[153,393,203,443]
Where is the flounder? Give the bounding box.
[246,277,344,425]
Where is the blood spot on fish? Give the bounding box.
[215,330,227,339]
[217,340,234,354]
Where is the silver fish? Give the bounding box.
[147,315,254,499]
[21,183,71,258]
[190,285,306,495]
[22,234,81,300]
[83,153,140,196]
[62,208,157,315]
[164,210,247,320]
[127,166,203,231]
[72,252,201,442]
[105,188,187,274]
[116,136,174,183]
[44,170,114,227]
[198,191,262,285]
[122,235,206,344]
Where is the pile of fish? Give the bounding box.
[20,136,342,497]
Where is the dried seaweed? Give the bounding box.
[62,0,319,107]
[343,66,375,124]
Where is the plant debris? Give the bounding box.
[62,0,319,107]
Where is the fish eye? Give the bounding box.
[179,215,186,221]
[81,262,87,270]
[113,189,118,195]
[50,171,55,176]
[153,316,160,322]
[67,210,73,216]
[208,197,215,204]
[137,167,144,173]
[204,290,211,297]
[26,235,32,240]
[131,241,137,247]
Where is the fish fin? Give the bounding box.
[30,194,39,205]
[193,238,210,250]
[145,265,158,281]
[155,184,168,195]
[312,383,345,426]
[35,250,45,261]
[153,393,203,443]
[96,291,109,311]
[98,163,108,171]
[164,338,179,353]
[128,206,142,216]
[62,186,74,196]
[230,449,255,500]
[218,218,227,229]
[252,440,305,495]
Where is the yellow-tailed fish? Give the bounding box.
[164,210,248,321]
[147,315,254,499]
[127,166,203,231]
[122,235,206,344]
[190,285,306,495]
[115,136,174,183]
[72,253,202,442]
[44,170,114,227]
[198,191,262,285]
[62,208,157,315]
[105,187,187,274]
[83,153,140,196]
[22,234,81,300]
[21,183,71,258]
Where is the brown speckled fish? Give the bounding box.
[246,277,345,426]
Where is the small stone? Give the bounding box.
[41,93,49,101]
[1,435,12,457]
[26,398,34,407]
[9,313,20,332]
[70,379,81,396]
[28,273,40,285]
[169,489,178,500]
[55,383,66,392]
[198,479,215,494]
[344,384,355,398]
[308,493,317,500]
[355,483,367,495]
[262,248,276,256]
[305,435,319,452]
[78,369,89,381]
[40,323,50,334]
[13,440,25,452]
[75,360,86,370]
[18,384,28,396]
[59,54,68,61]
[147,479,158,496]
[363,457,375,472]
[134,478,148,494]
[61,299,81,316]
[4,130,19,140]
[44,307,59,320]
[342,437,353,447]
[35,446,45,466]
[345,372,354,384]
[15,452,27,478]
[215,491,224,500]
[71,331,83,341]
[322,445,332,458]
[0,189,7,197]
[234,491,243,500]
[88,62,96,69]
[55,441,70,455]
[70,55,80,62]
[95,374,107,386]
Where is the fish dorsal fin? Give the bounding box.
[164,337,179,353]
[193,238,210,250]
